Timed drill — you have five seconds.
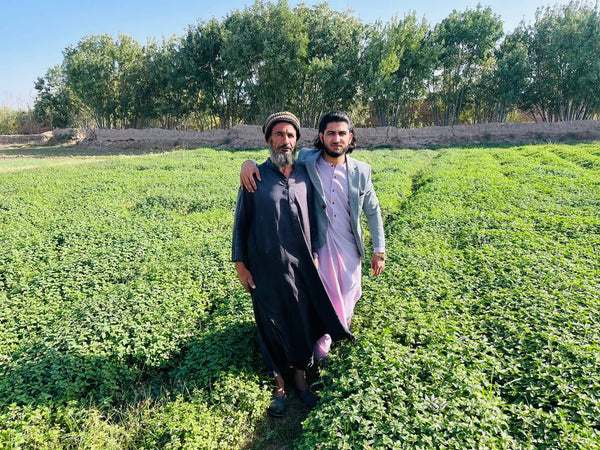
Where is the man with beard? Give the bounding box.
[240,110,386,359]
[232,111,353,417]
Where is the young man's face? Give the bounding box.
[319,121,352,158]
[269,121,297,167]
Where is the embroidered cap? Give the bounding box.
[262,111,301,141]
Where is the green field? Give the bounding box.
[1,143,599,448]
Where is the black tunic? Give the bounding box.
[232,159,352,375]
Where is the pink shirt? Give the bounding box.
[315,156,361,327]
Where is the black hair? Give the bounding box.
[313,110,357,153]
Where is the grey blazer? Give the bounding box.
[297,148,385,259]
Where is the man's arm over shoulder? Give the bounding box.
[240,159,260,192]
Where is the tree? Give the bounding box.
[517,1,600,121]
[33,65,78,128]
[232,0,308,120]
[142,36,194,129]
[428,5,503,125]
[113,35,146,128]
[37,1,600,130]
[63,34,120,128]
[179,18,250,129]
[62,34,152,129]
[295,3,364,127]
[470,35,530,123]
[361,13,434,127]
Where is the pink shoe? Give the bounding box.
[314,334,332,360]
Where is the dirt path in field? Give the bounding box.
[1,121,599,154]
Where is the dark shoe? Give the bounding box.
[298,390,319,409]
[267,395,287,417]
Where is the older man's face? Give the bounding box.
[269,122,297,168]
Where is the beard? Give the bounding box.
[270,146,297,168]
[322,142,349,159]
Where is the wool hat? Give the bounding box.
[262,111,301,141]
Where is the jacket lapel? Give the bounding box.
[306,150,326,200]
[346,156,360,222]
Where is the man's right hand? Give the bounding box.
[240,160,261,192]
[235,261,256,292]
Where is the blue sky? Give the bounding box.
[1,0,560,109]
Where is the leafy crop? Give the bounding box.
[1,144,599,448]
[300,144,600,449]
[0,149,270,448]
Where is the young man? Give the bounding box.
[232,111,352,417]
[240,110,386,359]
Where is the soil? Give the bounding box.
[1,121,599,152]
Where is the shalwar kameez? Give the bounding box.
[232,159,351,377]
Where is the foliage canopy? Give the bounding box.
[30,0,600,130]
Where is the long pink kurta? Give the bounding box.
[313,157,362,359]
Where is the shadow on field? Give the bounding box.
[170,315,316,448]
[1,319,259,406]
[168,316,263,386]
[1,310,311,448]
[246,365,319,450]
[0,339,139,406]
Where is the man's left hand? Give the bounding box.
[371,254,385,277]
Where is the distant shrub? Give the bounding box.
[0,106,47,135]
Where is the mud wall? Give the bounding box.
[2,121,599,150]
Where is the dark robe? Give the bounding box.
[232,158,352,375]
